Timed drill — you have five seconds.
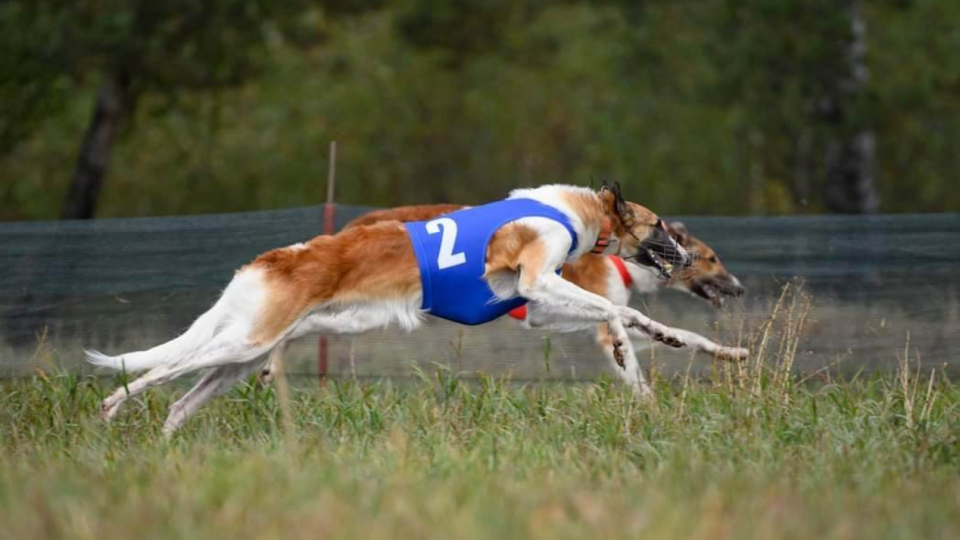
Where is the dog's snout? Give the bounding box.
[676,243,692,267]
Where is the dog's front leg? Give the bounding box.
[596,324,652,396]
[519,277,687,352]
[523,302,604,333]
[615,306,687,349]
[647,326,748,361]
[518,270,633,366]
[625,326,745,360]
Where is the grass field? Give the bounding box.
[1,354,958,540]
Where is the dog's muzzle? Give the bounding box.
[691,274,746,307]
[630,219,691,279]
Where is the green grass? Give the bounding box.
[1,361,958,540]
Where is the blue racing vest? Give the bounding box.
[404,199,579,325]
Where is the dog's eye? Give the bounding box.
[709,256,718,263]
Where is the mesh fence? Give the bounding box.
[2,205,958,379]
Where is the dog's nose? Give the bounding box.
[731,276,746,296]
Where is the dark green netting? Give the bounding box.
[2,207,958,378]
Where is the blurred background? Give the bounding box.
[2,0,959,222]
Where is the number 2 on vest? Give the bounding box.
[426,218,467,269]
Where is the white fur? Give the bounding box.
[624,260,661,295]
[86,268,268,372]
[290,297,426,339]
[603,258,633,306]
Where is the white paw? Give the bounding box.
[607,319,630,369]
[714,346,749,362]
[259,367,275,385]
[646,323,686,348]
[100,399,121,422]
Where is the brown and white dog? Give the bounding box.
[86,184,690,435]
[263,206,748,395]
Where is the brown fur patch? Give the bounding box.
[484,223,546,276]
[626,202,659,229]
[674,235,733,285]
[560,254,609,298]
[345,204,465,230]
[596,188,668,257]
[611,202,661,257]
[247,222,420,343]
[560,191,606,230]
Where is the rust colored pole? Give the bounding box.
[318,141,337,385]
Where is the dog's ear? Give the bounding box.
[668,221,690,246]
[600,180,630,219]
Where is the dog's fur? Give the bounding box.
[86,184,689,435]
[263,205,748,395]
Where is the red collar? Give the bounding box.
[608,255,633,288]
[590,217,613,254]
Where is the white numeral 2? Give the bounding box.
[426,217,467,269]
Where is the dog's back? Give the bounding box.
[346,204,465,229]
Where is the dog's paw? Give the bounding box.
[100,399,120,422]
[650,325,685,348]
[714,346,749,362]
[612,339,626,369]
[606,318,630,370]
[634,383,654,400]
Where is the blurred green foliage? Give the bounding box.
[1,0,958,220]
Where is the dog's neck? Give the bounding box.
[508,184,614,260]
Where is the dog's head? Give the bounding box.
[666,221,745,307]
[600,181,691,277]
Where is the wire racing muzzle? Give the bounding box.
[626,219,691,279]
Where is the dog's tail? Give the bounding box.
[85,269,267,373]
[84,304,225,372]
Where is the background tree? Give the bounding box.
[1,0,958,220]
[712,0,881,213]
[1,0,380,219]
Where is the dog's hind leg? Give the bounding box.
[100,362,199,421]
[100,323,290,421]
[163,359,266,437]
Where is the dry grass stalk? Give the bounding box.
[268,347,296,447]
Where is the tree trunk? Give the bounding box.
[824,130,878,214]
[822,0,879,214]
[61,71,131,220]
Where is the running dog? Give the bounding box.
[86,183,690,434]
[264,205,748,395]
